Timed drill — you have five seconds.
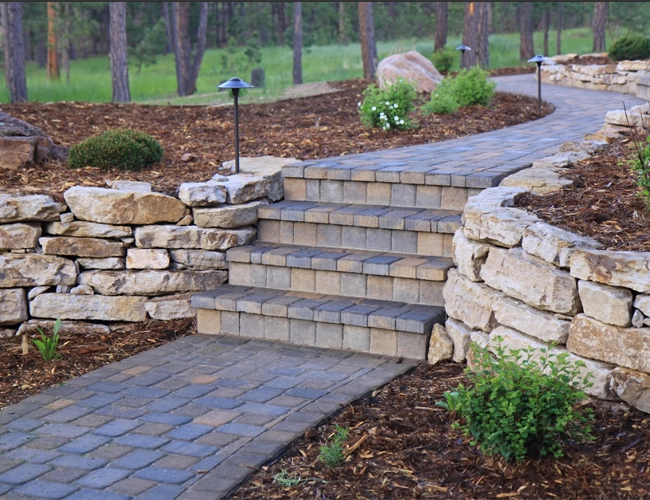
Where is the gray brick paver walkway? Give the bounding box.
[1,76,646,500]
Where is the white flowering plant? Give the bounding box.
[358,79,417,131]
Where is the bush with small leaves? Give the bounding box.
[437,338,594,463]
[431,46,456,73]
[68,129,164,171]
[358,79,417,131]
[422,67,495,115]
[421,91,459,115]
[609,34,650,62]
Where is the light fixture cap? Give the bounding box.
[218,77,254,90]
[528,55,546,63]
[455,44,471,52]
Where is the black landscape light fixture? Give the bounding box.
[218,77,254,174]
[528,55,546,113]
[456,44,471,68]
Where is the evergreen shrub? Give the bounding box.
[609,34,650,62]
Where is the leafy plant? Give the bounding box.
[31,318,62,362]
[421,91,459,115]
[437,339,594,463]
[422,67,495,116]
[358,79,417,131]
[608,34,650,62]
[625,109,650,205]
[318,425,349,467]
[68,129,164,171]
[431,46,456,73]
[273,470,303,487]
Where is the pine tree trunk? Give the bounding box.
[47,2,59,80]
[109,2,130,103]
[161,2,172,54]
[517,2,534,61]
[1,2,28,103]
[172,2,191,96]
[187,2,208,95]
[556,3,563,55]
[476,2,489,68]
[462,2,478,68]
[358,2,377,79]
[338,2,346,44]
[293,2,302,85]
[543,8,550,56]
[592,2,608,52]
[434,2,448,52]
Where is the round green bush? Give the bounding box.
[431,46,456,73]
[608,34,650,62]
[68,129,164,171]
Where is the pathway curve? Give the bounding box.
[0,76,646,500]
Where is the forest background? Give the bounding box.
[0,2,649,104]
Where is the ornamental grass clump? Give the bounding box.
[358,79,417,131]
[68,128,164,171]
[437,339,594,463]
[422,67,496,115]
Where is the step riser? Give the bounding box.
[284,178,483,211]
[257,220,453,257]
[229,262,444,306]
[197,309,430,360]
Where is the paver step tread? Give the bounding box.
[258,200,461,233]
[226,243,453,282]
[193,284,445,335]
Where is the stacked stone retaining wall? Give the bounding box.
[0,164,285,337]
[540,54,650,98]
[443,184,650,414]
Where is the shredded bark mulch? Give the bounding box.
[519,132,650,252]
[0,79,551,196]
[230,363,650,500]
[0,318,195,409]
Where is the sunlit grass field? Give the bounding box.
[0,28,600,105]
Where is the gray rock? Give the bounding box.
[193,200,263,228]
[46,221,132,239]
[30,293,148,322]
[40,236,126,258]
[0,289,28,325]
[0,254,77,287]
[135,225,256,251]
[177,182,227,207]
[0,194,66,223]
[169,249,227,270]
[0,223,41,249]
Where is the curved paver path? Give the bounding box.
[0,77,646,500]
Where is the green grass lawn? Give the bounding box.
[0,28,601,105]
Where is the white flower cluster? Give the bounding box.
[375,101,405,130]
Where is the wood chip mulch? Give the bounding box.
[0,318,195,409]
[518,131,650,252]
[229,363,650,500]
[0,78,551,196]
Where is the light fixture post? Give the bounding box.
[455,44,471,69]
[528,55,546,113]
[217,77,254,174]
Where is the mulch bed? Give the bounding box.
[0,318,195,409]
[230,363,650,499]
[518,132,650,252]
[0,78,551,197]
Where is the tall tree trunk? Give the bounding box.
[462,2,478,68]
[161,2,172,54]
[592,2,608,52]
[434,2,448,52]
[358,2,377,79]
[61,2,71,85]
[542,8,550,56]
[517,2,534,62]
[292,2,302,85]
[187,2,208,95]
[109,2,130,103]
[556,3,563,55]
[172,2,208,97]
[476,2,489,68]
[338,2,346,44]
[1,2,28,103]
[47,2,59,80]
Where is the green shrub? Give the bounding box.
[358,79,417,131]
[447,67,496,107]
[609,34,650,62]
[68,129,164,171]
[437,339,594,463]
[431,46,456,73]
[627,130,650,206]
[318,425,349,467]
[421,91,459,115]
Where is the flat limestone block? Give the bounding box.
[30,293,148,322]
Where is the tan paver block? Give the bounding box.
[320,180,344,202]
[265,317,290,342]
[370,328,398,356]
[366,182,392,205]
[190,374,220,384]
[221,311,240,335]
[228,262,253,286]
[420,281,444,306]
[389,258,429,279]
[393,278,420,303]
[267,267,291,289]
[391,184,416,207]
[46,399,76,410]
[290,319,316,346]
[257,220,281,243]
[279,221,295,244]
[416,260,450,281]
[240,313,265,338]
[340,273,367,297]
[343,325,371,352]
[315,271,341,295]
[367,275,394,301]
[416,185,442,209]
[304,204,337,223]
[291,268,316,292]
[316,323,343,349]
[293,222,318,246]
[441,186,468,211]
[397,332,428,360]
[417,232,445,256]
[305,179,320,201]
[197,309,222,335]
[343,181,368,204]
[284,178,307,200]
[391,230,417,254]
[122,366,152,376]
[317,224,342,248]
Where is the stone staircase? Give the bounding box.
[192,160,486,360]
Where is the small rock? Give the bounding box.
[181,153,196,162]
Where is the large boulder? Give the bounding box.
[377,51,443,93]
[0,111,67,169]
[64,186,189,225]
